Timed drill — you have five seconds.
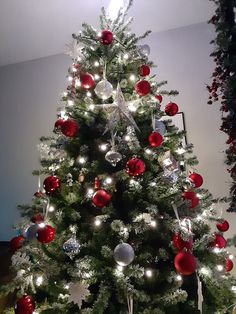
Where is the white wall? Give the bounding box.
[0,22,234,242]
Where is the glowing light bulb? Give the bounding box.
[67,100,74,106]
[100,144,108,151]
[94,218,101,227]
[86,91,92,97]
[38,223,45,228]
[105,177,112,184]
[150,220,157,228]
[128,102,137,112]
[145,269,153,277]
[64,284,69,289]
[78,157,86,164]
[89,104,95,110]
[129,74,136,81]
[87,188,94,197]
[94,61,100,67]
[145,149,152,155]
[63,92,68,97]
[213,248,221,254]
[176,275,182,281]
[124,53,129,60]
[124,135,130,141]
[94,74,100,80]
[36,276,43,286]
[117,265,123,272]
[217,265,223,271]
[48,205,55,212]
[68,76,73,82]
[229,254,234,260]
[97,32,102,38]
[200,267,210,276]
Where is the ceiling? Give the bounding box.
[0,0,215,67]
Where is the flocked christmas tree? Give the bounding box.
[1,2,236,313]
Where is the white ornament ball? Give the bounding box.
[95,79,113,100]
[114,243,134,266]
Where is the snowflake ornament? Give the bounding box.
[65,39,84,60]
[11,252,32,268]
[68,281,90,309]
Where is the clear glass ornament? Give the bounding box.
[63,237,80,259]
[105,150,122,166]
[94,79,113,99]
[114,243,134,266]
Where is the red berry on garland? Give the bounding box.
[165,102,179,116]
[148,131,163,147]
[10,235,24,252]
[80,73,95,89]
[216,220,229,232]
[189,172,203,188]
[126,157,145,176]
[225,258,234,272]
[182,191,199,208]
[14,295,35,314]
[54,118,64,132]
[155,94,163,103]
[210,233,226,249]
[135,80,151,96]
[100,30,113,45]
[61,119,78,137]
[139,65,150,77]
[31,213,44,224]
[92,189,111,208]
[174,251,196,275]
[172,233,193,251]
[37,224,55,243]
[43,175,60,195]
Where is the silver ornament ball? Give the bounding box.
[114,243,134,266]
[95,79,113,100]
[139,44,151,56]
[155,120,166,136]
[105,150,122,167]
[26,224,39,241]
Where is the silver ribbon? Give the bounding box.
[127,294,133,314]
[197,275,203,313]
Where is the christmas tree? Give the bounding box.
[1,2,236,313]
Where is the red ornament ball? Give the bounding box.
[37,224,55,243]
[216,220,229,232]
[225,258,234,272]
[10,235,24,252]
[182,191,199,208]
[135,80,151,96]
[139,65,150,77]
[148,131,163,147]
[155,94,163,103]
[43,175,60,195]
[172,233,193,251]
[92,189,111,208]
[165,102,179,116]
[61,119,78,137]
[210,233,226,249]
[80,72,95,89]
[14,295,35,314]
[54,118,64,131]
[174,251,196,275]
[126,158,145,176]
[189,172,203,188]
[31,213,44,224]
[100,30,113,45]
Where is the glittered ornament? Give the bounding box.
[210,233,226,249]
[225,258,234,272]
[43,175,60,195]
[100,30,113,45]
[31,213,44,224]
[54,118,64,132]
[10,235,24,252]
[189,173,203,188]
[63,237,80,259]
[172,233,193,251]
[155,94,163,103]
[165,102,179,116]
[135,80,151,96]
[182,191,199,208]
[126,157,145,176]
[148,131,163,147]
[139,65,150,77]
[139,44,150,56]
[174,251,196,275]
[14,295,35,314]
[216,220,229,232]
[92,189,111,208]
[61,119,78,137]
[94,79,113,99]
[26,224,39,241]
[37,225,55,243]
[114,243,134,266]
[80,73,94,89]
[105,149,122,166]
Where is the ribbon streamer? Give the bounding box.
[197,275,203,313]
[127,294,133,314]
[172,203,181,226]
[38,172,41,192]
[44,197,50,219]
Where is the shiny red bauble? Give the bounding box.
[100,30,113,45]
[165,102,179,116]
[54,118,64,131]
[155,94,163,103]
[189,172,203,188]
[174,251,196,275]
[216,220,229,232]
[43,175,60,195]
[126,158,145,176]
[92,189,111,208]
[80,73,95,89]
[148,131,163,147]
[172,233,193,251]
[225,258,234,272]
[210,233,226,249]
[14,295,35,314]
[139,65,150,77]
[182,191,199,208]
[61,119,78,137]
[37,225,55,243]
[135,80,151,96]
[31,213,44,224]
[10,235,24,252]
